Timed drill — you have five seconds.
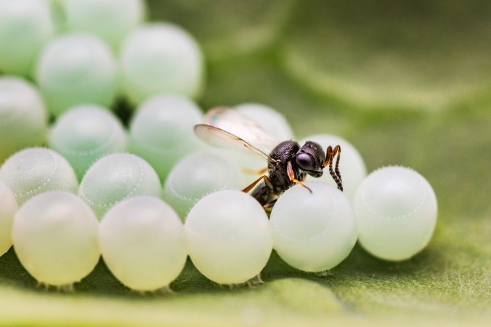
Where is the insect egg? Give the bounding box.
[0,147,78,205]
[128,95,206,180]
[79,153,161,219]
[35,33,117,116]
[120,23,204,104]
[0,0,55,76]
[270,182,357,272]
[49,104,127,180]
[300,134,367,202]
[235,103,294,141]
[353,166,437,261]
[11,191,100,286]
[0,76,47,162]
[63,0,145,49]
[99,196,187,291]
[163,151,245,221]
[185,190,273,285]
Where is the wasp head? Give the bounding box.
[295,141,325,178]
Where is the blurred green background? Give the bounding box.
[1,0,490,326]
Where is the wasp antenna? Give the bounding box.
[326,146,343,191]
[329,160,343,192]
[323,146,333,168]
[333,145,342,183]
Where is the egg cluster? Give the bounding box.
[0,0,437,292]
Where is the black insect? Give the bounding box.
[194,108,343,209]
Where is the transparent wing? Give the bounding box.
[205,107,280,155]
[194,124,273,162]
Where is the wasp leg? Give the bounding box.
[287,161,312,193]
[242,175,273,193]
[324,146,343,191]
[241,167,269,175]
[263,199,277,209]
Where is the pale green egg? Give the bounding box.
[353,166,438,261]
[0,147,78,205]
[99,196,187,291]
[235,103,294,141]
[128,95,206,180]
[35,33,118,116]
[79,153,161,219]
[163,151,245,221]
[0,0,55,76]
[185,190,273,285]
[231,103,295,185]
[12,191,100,286]
[0,76,48,163]
[63,0,146,49]
[120,23,204,104]
[300,134,367,202]
[270,182,357,272]
[0,182,18,257]
[49,104,127,181]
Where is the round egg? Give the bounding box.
[120,23,204,104]
[270,182,357,272]
[0,182,18,256]
[99,196,187,291]
[79,153,161,219]
[128,95,206,180]
[49,104,127,180]
[185,190,273,284]
[12,191,100,286]
[353,166,438,261]
[0,76,47,163]
[235,103,294,141]
[300,134,367,202]
[0,147,78,205]
[63,0,145,49]
[35,33,117,116]
[163,151,245,220]
[0,0,55,76]
[223,104,294,184]
[210,105,293,185]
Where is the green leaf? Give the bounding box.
[1,0,491,325]
[282,0,491,111]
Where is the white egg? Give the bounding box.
[35,33,117,116]
[79,153,161,219]
[163,151,245,220]
[0,182,18,256]
[99,196,187,291]
[225,103,295,185]
[353,166,437,261]
[0,147,78,205]
[120,23,204,104]
[63,0,145,49]
[12,191,100,286]
[299,134,367,202]
[185,190,272,284]
[235,103,294,141]
[270,182,357,272]
[0,0,55,76]
[211,104,292,185]
[49,104,127,180]
[128,95,206,180]
[0,76,48,162]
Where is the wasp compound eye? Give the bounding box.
[295,153,314,171]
